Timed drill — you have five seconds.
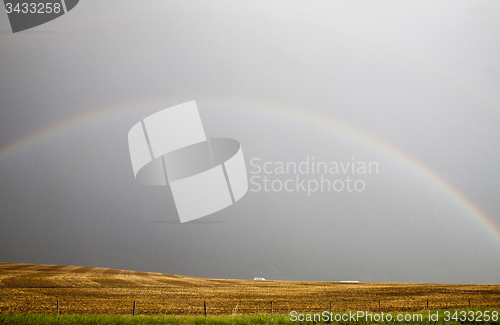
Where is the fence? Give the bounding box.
[42,298,487,317]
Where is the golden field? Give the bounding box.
[0,263,499,316]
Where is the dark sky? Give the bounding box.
[1,0,500,284]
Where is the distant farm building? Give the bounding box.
[253,277,266,280]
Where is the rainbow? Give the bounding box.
[1,94,499,246]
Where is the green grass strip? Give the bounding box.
[0,308,499,324]
[0,313,289,325]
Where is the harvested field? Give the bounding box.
[0,263,499,316]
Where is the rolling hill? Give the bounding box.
[0,263,499,315]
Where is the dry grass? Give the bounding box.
[0,263,499,316]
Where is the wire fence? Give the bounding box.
[13,297,496,317]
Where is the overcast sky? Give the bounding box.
[1,0,500,284]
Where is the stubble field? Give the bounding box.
[0,263,499,316]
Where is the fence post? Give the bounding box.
[427,300,429,310]
[330,301,332,312]
[469,299,471,308]
[56,300,59,316]
[271,301,273,315]
[204,301,207,317]
[378,300,381,313]
[133,301,136,316]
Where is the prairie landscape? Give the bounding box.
[0,262,499,316]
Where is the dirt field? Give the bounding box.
[0,263,499,316]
